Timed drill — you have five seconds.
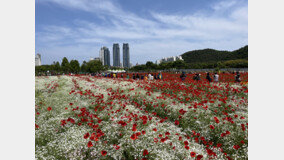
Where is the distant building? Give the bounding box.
[94,57,100,61]
[35,53,41,66]
[113,43,120,67]
[123,43,130,68]
[99,48,105,65]
[89,57,100,62]
[156,55,183,64]
[100,47,110,66]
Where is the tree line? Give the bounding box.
[129,59,247,72]
[35,57,106,76]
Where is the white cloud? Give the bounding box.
[36,0,248,64]
[212,0,237,11]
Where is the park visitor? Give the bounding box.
[136,74,140,80]
[144,74,148,80]
[158,72,163,80]
[235,72,241,83]
[214,73,219,82]
[193,73,201,81]
[180,72,186,81]
[206,72,212,82]
[154,74,157,80]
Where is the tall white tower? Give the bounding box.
[35,53,41,66]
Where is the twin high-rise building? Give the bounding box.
[113,43,120,67]
[100,46,110,66]
[99,43,130,68]
[123,43,130,68]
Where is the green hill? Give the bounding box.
[181,45,248,64]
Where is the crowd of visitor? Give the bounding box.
[92,71,242,83]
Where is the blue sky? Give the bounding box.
[35,0,248,65]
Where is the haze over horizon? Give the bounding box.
[36,0,248,65]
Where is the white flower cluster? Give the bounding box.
[35,75,248,160]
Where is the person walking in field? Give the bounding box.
[158,72,163,80]
[141,74,144,80]
[180,72,187,81]
[154,73,157,80]
[132,73,136,80]
[214,73,219,82]
[144,74,148,80]
[193,73,201,81]
[206,72,212,82]
[235,72,241,83]
[136,73,140,80]
[126,74,129,79]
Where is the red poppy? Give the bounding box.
[196,155,203,160]
[115,145,120,150]
[161,138,166,143]
[184,141,189,146]
[35,124,39,129]
[233,145,240,150]
[130,134,137,140]
[142,158,147,160]
[143,149,149,156]
[136,132,141,136]
[153,128,157,132]
[84,132,90,139]
[214,117,220,123]
[142,130,146,135]
[185,145,189,150]
[47,107,52,111]
[221,133,226,137]
[101,150,107,156]
[87,141,93,148]
[190,152,196,157]
[175,120,180,125]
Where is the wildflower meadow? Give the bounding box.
[35,73,248,160]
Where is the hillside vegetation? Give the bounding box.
[181,45,248,64]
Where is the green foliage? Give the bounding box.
[80,61,88,73]
[86,60,104,73]
[61,57,71,73]
[181,45,248,64]
[130,45,248,71]
[54,61,61,72]
[35,58,107,75]
[70,60,80,74]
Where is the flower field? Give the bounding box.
[35,73,248,160]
